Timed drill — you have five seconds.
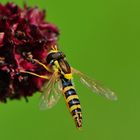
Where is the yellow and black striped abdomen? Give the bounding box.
[61,78,82,128]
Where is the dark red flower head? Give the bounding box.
[0,2,59,102]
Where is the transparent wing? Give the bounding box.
[72,67,117,100]
[39,72,62,110]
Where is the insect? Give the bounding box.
[20,45,117,129]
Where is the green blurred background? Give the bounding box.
[0,0,140,140]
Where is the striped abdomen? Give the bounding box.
[61,77,82,128]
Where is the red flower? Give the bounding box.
[0,2,59,102]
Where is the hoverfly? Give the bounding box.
[20,45,117,129]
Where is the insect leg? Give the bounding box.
[20,70,50,80]
[33,59,52,73]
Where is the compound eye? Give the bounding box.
[46,52,56,64]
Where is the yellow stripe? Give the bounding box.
[66,95,79,102]
[70,105,81,112]
[63,86,75,93]
[64,73,72,79]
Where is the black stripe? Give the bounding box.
[71,108,81,116]
[68,98,80,107]
[61,78,73,88]
[65,89,76,98]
